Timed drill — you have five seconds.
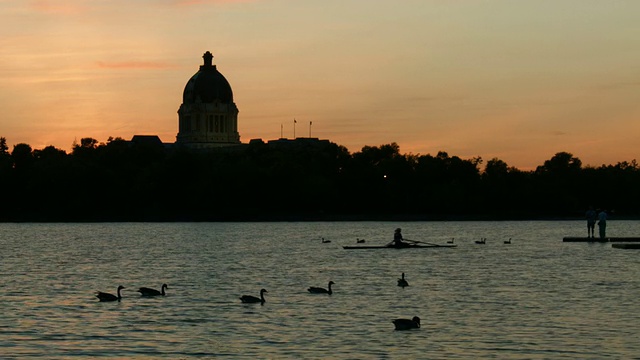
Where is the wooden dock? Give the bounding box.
[563,237,640,243]
[563,237,608,243]
[612,243,640,249]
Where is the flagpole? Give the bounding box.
[280,123,283,139]
[309,121,312,138]
[293,118,296,139]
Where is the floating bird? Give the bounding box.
[397,273,409,287]
[504,238,512,244]
[240,289,267,304]
[138,283,168,296]
[357,238,366,243]
[308,281,335,295]
[475,238,486,244]
[447,238,455,244]
[322,237,331,243]
[392,316,421,330]
[96,285,125,302]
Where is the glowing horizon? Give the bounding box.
[1,0,639,170]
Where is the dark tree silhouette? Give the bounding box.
[0,137,8,154]
[11,143,34,171]
[0,137,639,221]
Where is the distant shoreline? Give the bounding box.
[2,214,638,223]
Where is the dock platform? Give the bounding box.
[612,243,640,249]
[563,237,640,243]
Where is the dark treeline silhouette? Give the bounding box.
[1,136,638,221]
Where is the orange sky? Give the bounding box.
[1,0,639,170]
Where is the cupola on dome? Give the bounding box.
[182,51,233,104]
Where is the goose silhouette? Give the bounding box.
[138,284,168,296]
[240,289,267,304]
[475,238,486,244]
[96,285,124,302]
[392,316,421,330]
[308,281,335,295]
[397,273,409,287]
[504,238,512,244]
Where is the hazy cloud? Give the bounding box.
[169,0,255,5]
[96,61,176,70]
[29,0,88,15]
[597,81,640,91]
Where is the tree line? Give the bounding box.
[0,136,638,221]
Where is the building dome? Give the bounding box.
[176,51,240,147]
[182,51,233,104]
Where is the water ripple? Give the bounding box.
[1,221,639,358]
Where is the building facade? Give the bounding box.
[176,51,240,148]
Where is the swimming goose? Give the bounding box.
[447,238,455,244]
[357,238,366,243]
[397,273,409,287]
[504,238,512,244]
[475,238,486,244]
[240,289,267,304]
[138,283,168,296]
[322,237,331,243]
[392,316,421,330]
[308,281,335,295]
[96,285,125,302]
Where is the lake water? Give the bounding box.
[1,221,639,359]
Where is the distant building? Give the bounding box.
[131,51,328,150]
[130,135,164,147]
[175,51,241,148]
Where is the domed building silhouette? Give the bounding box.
[176,51,240,148]
[130,51,326,150]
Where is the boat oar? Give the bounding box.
[404,238,442,247]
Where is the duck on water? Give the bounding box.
[392,316,421,330]
[308,281,335,295]
[138,284,168,296]
[96,285,125,302]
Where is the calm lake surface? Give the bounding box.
[1,221,639,359]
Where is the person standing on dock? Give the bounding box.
[597,209,608,239]
[586,206,597,238]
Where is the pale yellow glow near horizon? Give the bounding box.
[1,0,639,170]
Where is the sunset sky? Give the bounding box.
[1,0,639,170]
